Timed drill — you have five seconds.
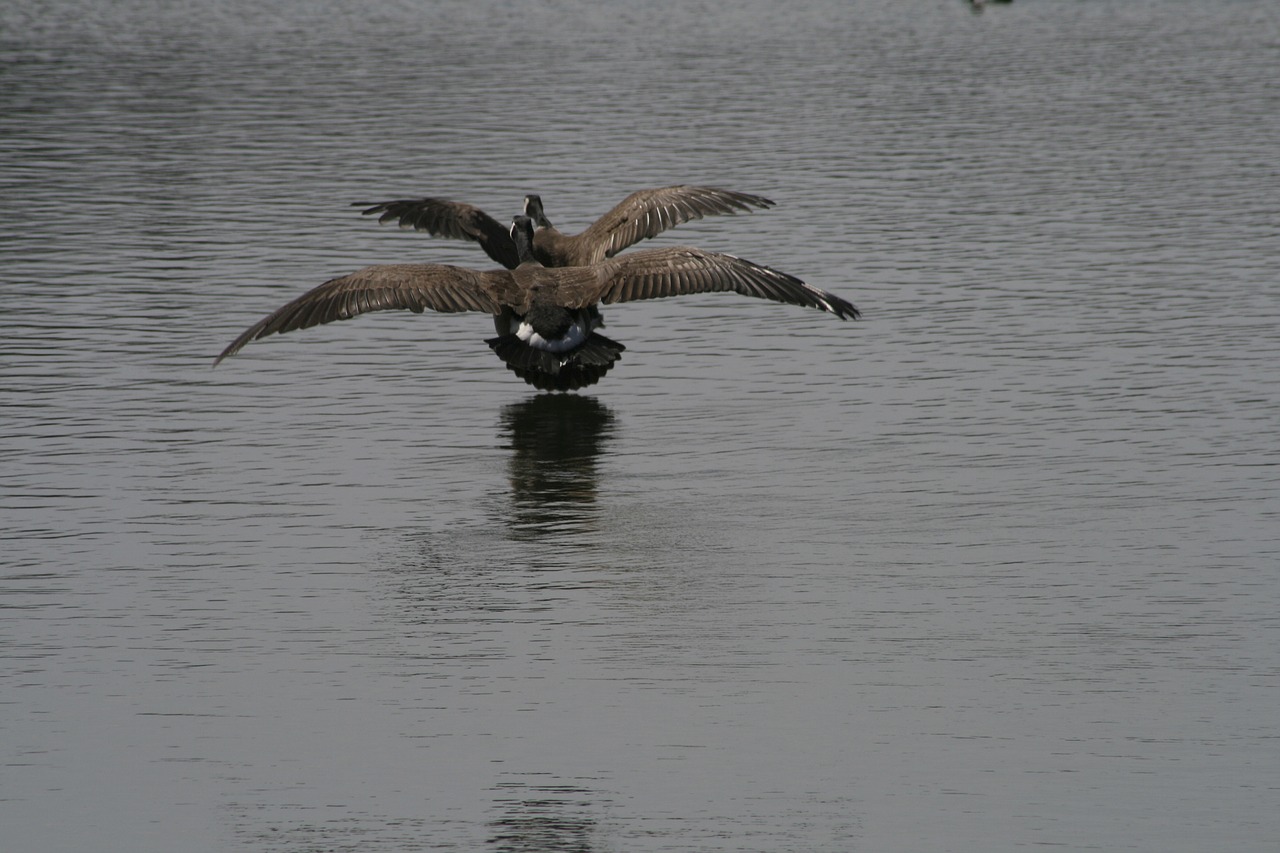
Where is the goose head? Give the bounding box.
[508,215,539,265]
[523,194,554,229]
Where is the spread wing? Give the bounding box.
[577,186,775,262]
[215,264,513,364]
[353,198,520,269]
[580,247,860,319]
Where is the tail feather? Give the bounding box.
[486,332,626,391]
[572,334,627,368]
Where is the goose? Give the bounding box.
[215,216,859,391]
[355,185,775,270]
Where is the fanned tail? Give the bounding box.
[486,332,626,392]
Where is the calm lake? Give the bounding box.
[3,1,1278,850]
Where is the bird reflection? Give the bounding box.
[499,394,616,539]
[966,0,1012,12]
[488,780,598,853]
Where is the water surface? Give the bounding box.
[3,1,1278,850]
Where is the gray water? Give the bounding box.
[3,1,1278,850]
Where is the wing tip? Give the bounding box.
[213,333,253,366]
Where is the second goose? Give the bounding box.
[356,185,775,270]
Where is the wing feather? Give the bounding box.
[215,264,509,364]
[353,198,520,269]
[576,185,775,262]
[588,247,860,320]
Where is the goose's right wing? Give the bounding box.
[354,197,520,269]
[215,264,511,364]
[584,247,860,320]
[580,186,776,261]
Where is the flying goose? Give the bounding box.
[215,216,859,391]
[355,185,775,270]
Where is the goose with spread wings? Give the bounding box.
[355,185,775,270]
[215,216,859,391]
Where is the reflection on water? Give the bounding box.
[500,395,616,540]
[964,0,1013,13]
[489,779,598,853]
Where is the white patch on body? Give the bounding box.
[509,308,603,352]
[516,320,588,353]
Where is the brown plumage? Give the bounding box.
[215,217,859,390]
[354,185,775,270]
